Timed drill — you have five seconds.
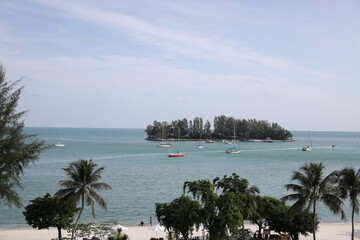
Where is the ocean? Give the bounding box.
[1,128,359,228]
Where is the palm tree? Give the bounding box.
[55,159,112,240]
[337,167,360,240]
[282,162,345,240]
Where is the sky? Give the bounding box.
[0,0,359,131]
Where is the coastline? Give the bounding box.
[1,223,358,240]
[146,138,295,142]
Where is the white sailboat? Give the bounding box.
[302,131,312,151]
[168,128,184,157]
[54,133,65,147]
[157,125,172,147]
[226,122,240,154]
[196,133,204,149]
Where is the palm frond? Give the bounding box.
[90,182,112,191]
[282,193,304,202]
[56,159,111,222]
[89,188,108,209]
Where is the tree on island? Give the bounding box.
[23,193,78,239]
[55,159,112,240]
[282,162,345,240]
[145,115,292,141]
[336,167,360,240]
[0,62,48,208]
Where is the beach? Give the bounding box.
[0,223,358,240]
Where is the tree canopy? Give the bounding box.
[336,167,360,240]
[282,162,345,240]
[23,193,78,239]
[261,196,316,240]
[145,115,292,141]
[156,195,201,240]
[0,62,48,208]
[55,159,112,240]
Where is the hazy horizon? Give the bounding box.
[1,1,359,131]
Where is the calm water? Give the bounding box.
[1,128,360,227]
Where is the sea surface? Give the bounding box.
[1,128,360,228]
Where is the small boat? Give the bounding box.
[302,146,311,151]
[54,143,65,147]
[302,131,312,151]
[226,122,240,153]
[264,137,273,143]
[224,140,232,145]
[157,125,171,147]
[157,142,172,147]
[196,134,204,149]
[54,133,64,147]
[168,128,184,157]
[205,139,215,143]
[196,144,204,149]
[226,146,241,154]
[168,150,185,157]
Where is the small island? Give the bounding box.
[145,115,293,142]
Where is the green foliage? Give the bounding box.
[282,162,344,240]
[63,221,122,240]
[0,62,48,208]
[181,174,259,240]
[156,195,201,240]
[216,173,260,240]
[337,167,360,240]
[261,196,316,240]
[23,193,78,239]
[55,159,112,240]
[145,115,292,141]
[107,227,130,240]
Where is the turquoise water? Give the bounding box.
[1,128,360,227]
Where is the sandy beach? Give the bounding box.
[0,223,359,240]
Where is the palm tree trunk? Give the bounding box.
[351,205,355,240]
[71,195,84,240]
[313,199,316,240]
[242,221,245,240]
[57,225,62,239]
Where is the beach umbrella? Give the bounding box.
[112,224,128,231]
[148,224,165,237]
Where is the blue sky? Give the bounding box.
[1,0,359,131]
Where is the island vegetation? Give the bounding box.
[145,116,293,141]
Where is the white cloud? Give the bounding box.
[1,0,359,131]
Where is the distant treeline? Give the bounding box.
[145,115,293,141]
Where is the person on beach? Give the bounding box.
[139,221,144,226]
[150,217,152,226]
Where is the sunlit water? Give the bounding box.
[1,128,359,228]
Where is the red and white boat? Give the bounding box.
[168,128,184,157]
[168,151,184,157]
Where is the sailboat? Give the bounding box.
[54,133,65,147]
[226,122,240,154]
[157,125,172,147]
[168,128,184,157]
[302,131,312,151]
[196,133,204,149]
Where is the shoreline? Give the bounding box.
[1,223,359,240]
[146,138,295,142]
